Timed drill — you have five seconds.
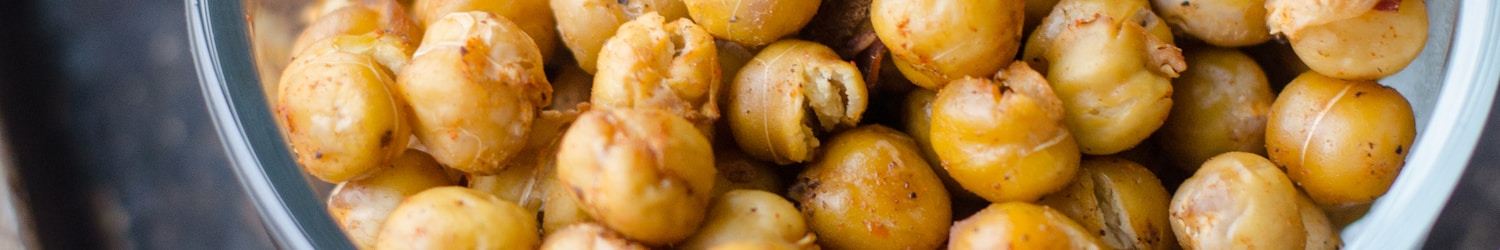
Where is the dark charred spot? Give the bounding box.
[1100,229,1107,236]
[1355,91,1365,98]
[460,46,469,55]
[617,0,627,4]
[750,207,758,213]
[1396,145,1404,154]
[380,130,393,147]
[728,16,739,23]
[314,152,323,160]
[909,192,917,199]
[1180,1,1190,7]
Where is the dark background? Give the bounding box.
[0,0,1493,249]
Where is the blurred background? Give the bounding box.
[0,0,1494,249]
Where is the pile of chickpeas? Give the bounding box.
[273,0,1427,248]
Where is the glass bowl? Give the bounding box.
[187,0,1500,249]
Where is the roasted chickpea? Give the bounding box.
[1266,72,1416,207]
[1269,0,1428,80]
[328,150,453,249]
[1156,47,1273,171]
[592,13,721,137]
[542,174,596,235]
[683,0,820,47]
[1152,0,1271,47]
[1170,152,1305,250]
[1298,192,1343,250]
[871,0,1022,89]
[1044,14,1184,155]
[277,35,412,183]
[466,110,578,215]
[708,241,802,250]
[396,12,552,174]
[556,109,716,245]
[292,0,422,55]
[710,147,785,197]
[948,202,1108,250]
[1036,157,1175,250]
[295,32,416,74]
[1023,0,1176,74]
[900,88,979,201]
[930,62,1080,203]
[375,186,540,249]
[551,0,689,73]
[679,190,816,250]
[412,0,557,61]
[539,223,649,250]
[789,125,951,250]
[727,40,868,164]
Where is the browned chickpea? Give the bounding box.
[1023,0,1176,74]
[1156,47,1274,171]
[948,202,1108,250]
[1152,0,1271,47]
[790,125,951,250]
[930,62,1080,203]
[1043,14,1183,155]
[726,40,867,165]
[555,108,716,245]
[900,87,980,201]
[1266,72,1416,207]
[678,190,816,249]
[592,13,721,137]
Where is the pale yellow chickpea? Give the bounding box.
[1266,72,1416,207]
[1170,152,1305,250]
[726,40,867,164]
[375,187,540,249]
[277,35,412,183]
[592,13,721,137]
[551,0,690,73]
[293,0,422,56]
[677,190,816,250]
[1035,157,1175,250]
[412,0,557,61]
[1023,0,1176,74]
[539,223,649,250]
[1152,0,1271,47]
[871,0,1023,89]
[1044,14,1184,155]
[555,109,717,245]
[930,62,1080,203]
[395,12,552,174]
[683,0,821,47]
[948,202,1108,250]
[327,150,453,249]
[1271,0,1428,80]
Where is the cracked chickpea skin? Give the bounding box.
[412,0,558,62]
[726,39,867,165]
[395,12,552,175]
[1022,0,1176,74]
[1266,72,1415,207]
[555,109,717,246]
[930,62,1080,203]
[1043,14,1184,155]
[327,150,453,250]
[1170,152,1305,250]
[1152,0,1272,47]
[276,32,414,183]
[871,0,1024,90]
[551,0,690,73]
[1035,157,1176,250]
[592,13,721,137]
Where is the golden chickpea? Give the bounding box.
[1156,47,1274,171]
[592,13,721,137]
[375,187,540,249]
[551,0,690,73]
[1044,14,1183,155]
[948,202,1108,250]
[555,109,716,245]
[539,223,649,250]
[871,0,1023,89]
[726,40,867,164]
[930,62,1080,203]
[1269,0,1428,80]
[277,35,412,183]
[1023,0,1175,74]
[789,125,951,250]
[900,87,980,201]
[683,0,821,47]
[412,0,557,61]
[710,147,784,198]
[1152,0,1271,47]
[327,150,453,249]
[1036,157,1175,250]
[678,190,816,250]
[1170,152,1305,250]
[1298,192,1343,250]
[292,0,422,56]
[396,12,552,174]
[1266,72,1416,207]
